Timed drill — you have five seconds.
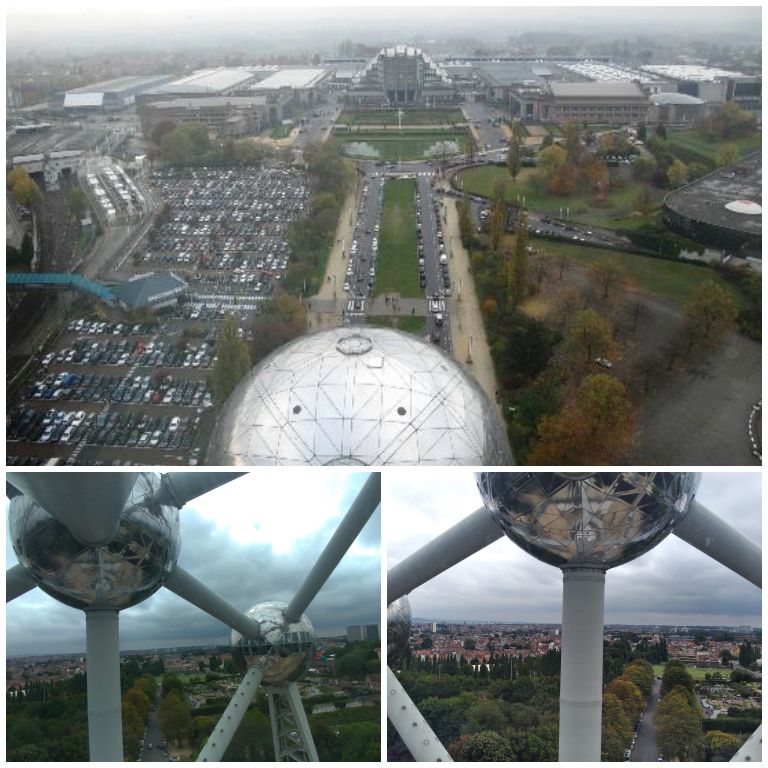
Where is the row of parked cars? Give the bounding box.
[344,178,383,296]
[65,319,156,336]
[8,407,200,450]
[21,372,213,407]
[40,339,216,370]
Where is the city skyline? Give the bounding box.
[387,471,761,627]
[6,471,381,656]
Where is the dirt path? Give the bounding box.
[308,185,359,330]
[439,190,506,432]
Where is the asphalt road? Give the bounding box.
[138,683,170,762]
[632,677,661,762]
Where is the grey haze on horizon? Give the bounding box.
[387,472,762,629]
[6,4,762,57]
[5,471,380,656]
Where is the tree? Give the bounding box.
[634,186,653,216]
[562,122,582,165]
[602,693,633,761]
[623,660,654,698]
[457,193,473,247]
[606,677,644,721]
[681,280,738,354]
[420,636,433,650]
[700,102,756,140]
[159,689,192,746]
[703,730,740,761]
[123,687,151,721]
[529,251,552,294]
[68,187,88,220]
[530,374,635,464]
[563,308,616,368]
[208,654,221,671]
[654,685,702,760]
[462,700,506,734]
[451,730,515,761]
[7,166,42,208]
[716,142,740,168]
[150,119,177,146]
[506,122,524,180]
[537,144,567,179]
[134,673,157,701]
[489,180,506,253]
[583,156,609,200]
[593,260,622,299]
[213,314,251,405]
[548,161,579,196]
[632,155,656,181]
[655,122,667,140]
[661,661,694,697]
[463,638,476,650]
[687,161,709,181]
[162,673,184,697]
[507,210,529,307]
[666,159,688,188]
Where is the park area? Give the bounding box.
[665,129,762,164]
[337,109,465,126]
[455,164,664,219]
[336,128,468,161]
[374,178,421,298]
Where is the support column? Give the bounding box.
[267,683,319,761]
[85,609,123,762]
[558,566,605,763]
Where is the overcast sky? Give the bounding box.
[387,471,762,628]
[5,3,761,56]
[6,471,380,656]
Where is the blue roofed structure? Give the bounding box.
[110,272,188,309]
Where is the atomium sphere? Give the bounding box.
[476,472,701,570]
[9,473,181,610]
[387,596,412,663]
[231,601,316,685]
[207,326,511,466]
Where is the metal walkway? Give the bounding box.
[6,272,116,304]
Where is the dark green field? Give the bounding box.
[337,109,465,125]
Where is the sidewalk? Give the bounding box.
[440,194,505,426]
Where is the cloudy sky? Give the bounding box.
[5,3,761,56]
[387,471,762,628]
[6,470,380,656]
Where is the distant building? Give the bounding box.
[640,65,761,116]
[249,68,330,107]
[347,624,379,642]
[54,74,174,113]
[538,82,649,125]
[10,150,82,190]
[347,46,458,108]
[138,95,269,139]
[648,92,708,125]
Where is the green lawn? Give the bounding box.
[455,165,663,217]
[367,315,426,333]
[338,129,468,161]
[651,664,721,681]
[338,109,465,126]
[271,122,293,139]
[547,241,744,306]
[374,179,421,298]
[665,130,762,163]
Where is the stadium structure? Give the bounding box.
[54,75,175,112]
[6,471,380,762]
[663,151,762,253]
[386,472,761,762]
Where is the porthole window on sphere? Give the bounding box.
[293,405,302,414]
[397,407,407,416]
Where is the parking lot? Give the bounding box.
[122,163,308,315]
[6,316,218,466]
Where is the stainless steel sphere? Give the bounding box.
[387,596,412,663]
[231,601,316,685]
[476,472,701,569]
[207,327,511,466]
[9,472,181,610]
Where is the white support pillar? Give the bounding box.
[558,567,605,763]
[267,683,319,761]
[197,665,264,761]
[387,666,452,762]
[85,609,123,762]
